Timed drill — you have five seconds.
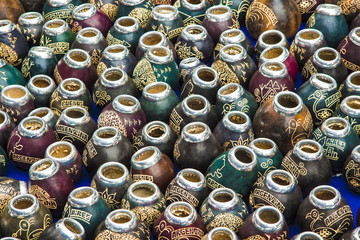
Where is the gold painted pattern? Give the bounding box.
[94,90,112,108]
[128,8,152,29]
[342,58,360,72]
[0,42,20,67]
[132,174,154,182]
[211,60,239,86]
[344,159,360,188]
[29,185,57,209]
[250,188,285,212]
[97,62,108,77]
[53,66,63,84]
[85,140,97,159]
[55,124,89,144]
[11,214,52,239]
[154,220,204,240]
[169,109,183,135]
[296,0,317,14]
[95,230,141,240]
[206,212,244,232]
[254,80,288,105]
[175,42,204,60]
[151,24,183,41]
[246,2,278,27]
[107,32,131,47]
[307,13,315,28]
[281,154,308,180]
[133,58,157,91]
[98,188,121,210]
[44,8,74,24]
[302,59,317,80]
[166,185,199,206]
[97,110,128,137]
[21,58,34,79]
[338,0,360,15]
[63,203,92,224]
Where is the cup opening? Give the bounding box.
[147,125,165,138]
[186,124,205,134]
[64,219,81,234]
[105,71,123,81]
[118,98,136,106]
[350,75,360,86]
[300,31,320,40]
[132,184,155,198]
[33,109,49,118]
[34,160,52,172]
[262,33,281,44]
[272,174,291,186]
[186,0,202,4]
[265,62,283,71]
[66,109,85,119]
[187,27,203,35]
[156,6,175,14]
[254,140,273,150]
[210,6,228,15]
[146,84,167,94]
[259,209,280,224]
[221,85,238,95]
[197,69,215,82]
[277,94,300,108]
[112,212,132,224]
[327,120,346,130]
[150,48,168,57]
[299,143,319,153]
[135,149,155,161]
[234,149,253,164]
[97,129,117,139]
[24,14,38,20]
[0,114,4,124]
[50,144,71,158]
[213,191,234,202]
[64,81,81,91]
[81,30,97,38]
[14,198,34,210]
[224,31,240,38]
[171,205,191,218]
[182,170,202,182]
[78,6,91,14]
[47,21,63,28]
[318,49,336,61]
[143,34,162,46]
[33,78,51,88]
[316,75,333,84]
[186,97,205,110]
[23,119,43,131]
[229,114,246,124]
[314,189,336,201]
[224,46,242,55]
[102,166,124,179]
[108,46,125,53]
[263,48,283,59]
[346,98,360,109]
[4,87,26,99]
[73,189,93,199]
[119,18,136,27]
[69,52,87,62]
[212,231,233,240]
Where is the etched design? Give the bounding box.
[94,90,112,108]
[133,58,156,91]
[312,128,346,161]
[338,0,360,15]
[132,174,154,182]
[97,62,108,77]
[98,188,121,209]
[344,160,360,188]
[29,185,57,209]
[307,13,315,28]
[166,185,199,207]
[246,2,278,27]
[128,8,152,29]
[97,110,127,137]
[169,109,183,135]
[281,154,308,180]
[305,208,353,239]
[154,220,204,239]
[308,90,340,125]
[12,214,52,239]
[151,24,183,41]
[95,230,141,240]
[179,11,204,26]
[132,206,162,225]
[55,125,90,144]
[211,60,239,86]
[175,42,204,60]
[20,58,34,79]
[254,80,288,105]
[0,42,20,67]
[302,59,317,80]
[342,58,360,72]
[107,32,131,48]
[173,141,181,161]
[132,135,144,151]
[296,0,317,14]
[249,188,285,212]
[53,66,63,84]
[206,212,244,232]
